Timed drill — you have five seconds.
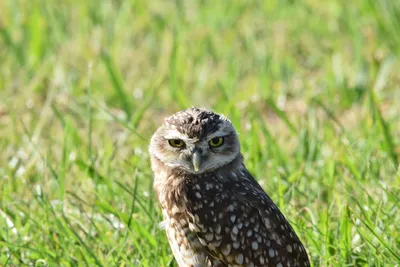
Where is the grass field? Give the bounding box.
[1,0,400,266]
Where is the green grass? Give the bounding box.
[1,0,400,266]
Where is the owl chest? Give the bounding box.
[163,209,210,267]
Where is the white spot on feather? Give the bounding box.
[235,253,244,265]
[269,248,275,258]
[232,226,239,234]
[222,244,231,256]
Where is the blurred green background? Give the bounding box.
[1,0,399,266]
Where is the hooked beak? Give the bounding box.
[192,150,202,172]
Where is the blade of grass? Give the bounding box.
[101,50,133,120]
[369,90,398,167]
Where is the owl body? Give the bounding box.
[150,108,310,267]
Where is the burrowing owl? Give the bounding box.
[149,107,310,267]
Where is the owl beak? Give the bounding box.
[192,150,202,172]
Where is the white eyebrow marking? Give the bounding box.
[206,127,233,140]
[163,130,190,141]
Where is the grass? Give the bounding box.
[1,0,400,266]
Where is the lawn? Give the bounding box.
[1,0,400,266]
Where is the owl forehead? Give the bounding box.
[163,108,227,139]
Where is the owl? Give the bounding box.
[149,107,310,267]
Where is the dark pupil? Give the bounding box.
[171,139,183,146]
[212,138,220,144]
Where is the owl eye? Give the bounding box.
[168,139,185,148]
[209,137,224,147]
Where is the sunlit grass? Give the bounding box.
[1,0,399,266]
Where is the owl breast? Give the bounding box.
[162,200,226,267]
[158,167,309,267]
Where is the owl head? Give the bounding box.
[149,107,241,174]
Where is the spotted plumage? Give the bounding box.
[149,107,310,267]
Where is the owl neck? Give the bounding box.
[152,154,244,211]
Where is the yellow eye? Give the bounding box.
[209,137,224,147]
[168,139,185,148]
